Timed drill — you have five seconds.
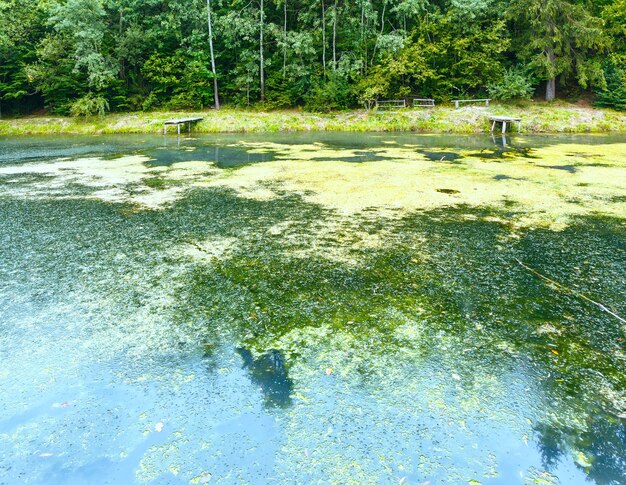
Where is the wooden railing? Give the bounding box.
[452,99,491,108]
[375,99,407,111]
[413,98,435,107]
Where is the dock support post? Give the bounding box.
[502,121,506,134]
[491,120,496,133]
[177,124,181,136]
[164,124,166,135]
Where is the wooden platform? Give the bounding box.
[164,117,203,135]
[489,116,522,134]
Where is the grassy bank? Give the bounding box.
[2,103,626,135]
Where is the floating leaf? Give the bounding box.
[575,451,592,468]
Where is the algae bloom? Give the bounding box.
[0,133,624,484]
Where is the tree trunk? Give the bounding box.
[119,10,126,81]
[260,0,265,101]
[322,0,326,76]
[546,78,556,101]
[332,0,337,71]
[207,0,220,110]
[283,0,287,78]
[360,1,365,74]
[545,26,556,102]
[370,1,385,65]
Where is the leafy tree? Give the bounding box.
[358,6,508,102]
[507,0,607,100]
[0,0,44,116]
[1,0,625,112]
[595,56,626,110]
[49,0,118,90]
[602,0,626,46]
[488,66,536,101]
[69,92,109,116]
[304,73,353,111]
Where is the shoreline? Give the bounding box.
[2,104,626,136]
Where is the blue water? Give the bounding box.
[0,134,624,484]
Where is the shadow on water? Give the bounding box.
[313,150,392,163]
[414,135,536,163]
[145,143,276,168]
[236,348,293,409]
[538,164,578,173]
[414,150,464,162]
[468,137,536,160]
[535,418,626,484]
[493,174,525,181]
[3,132,626,168]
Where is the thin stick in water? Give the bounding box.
[514,258,626,325]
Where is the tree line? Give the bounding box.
[1,0,625,116]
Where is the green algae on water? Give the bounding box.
[0,133,624,484]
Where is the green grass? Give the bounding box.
[1,102,626,135]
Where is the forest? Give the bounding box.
[1,0,625,116]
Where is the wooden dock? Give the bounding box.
[164,117,203,135]
[489,115,522,134]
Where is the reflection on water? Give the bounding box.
[2,131,617,166]
[0,133,624,484]
[237,349,293,408]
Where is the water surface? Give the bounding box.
[0,133,625,484]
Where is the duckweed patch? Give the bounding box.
[0,133,624,484]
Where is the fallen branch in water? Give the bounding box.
[514,258,626,325]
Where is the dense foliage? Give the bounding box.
[0,0,625,115]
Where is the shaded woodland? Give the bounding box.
[1,0,625,115]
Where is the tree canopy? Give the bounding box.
[0,0,624,115]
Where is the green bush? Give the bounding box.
[594,58,626,111]
[69,93,110,117]
[165,92,201,110]
[141,92,159,111]
[487,67,535,101]
[263,75,300,109]
[355,68,389,109]
[304,75,353,112]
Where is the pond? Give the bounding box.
[0,133,625,484]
